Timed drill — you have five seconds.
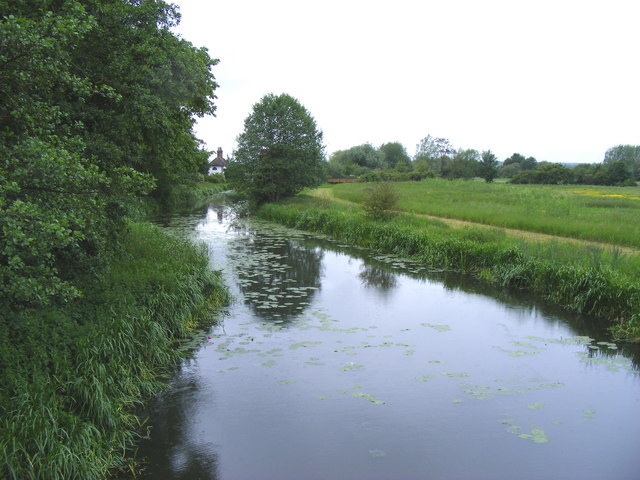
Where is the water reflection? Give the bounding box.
[228,226,323,324]
[358,264,399,290]
[137,370,219,479]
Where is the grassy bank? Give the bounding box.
[256,192,640,340]
[330,179,640,248]
[0,221,230,479]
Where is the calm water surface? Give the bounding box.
[138,203,640,480]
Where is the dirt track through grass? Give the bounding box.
[309,187,640,257]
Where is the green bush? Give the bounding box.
[205,173,226,183]
[363,183,400,220]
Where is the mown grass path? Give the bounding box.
[309,186,640,258]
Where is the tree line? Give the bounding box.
[1,0,218,311]
[327,136,639,186]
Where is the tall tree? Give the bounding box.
[230,93,325,204]
[414,135,455,176]
[70,0,219,196]
[479,150,499,182]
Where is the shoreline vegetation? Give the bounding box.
[1,187,230,479]
[255,180,640,341]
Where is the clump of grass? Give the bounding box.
[0,221,229,479]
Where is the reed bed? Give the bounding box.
[0,221,230,479]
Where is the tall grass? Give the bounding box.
[257,195,640,340]
[0,221,230,479]
[331,179,640,248]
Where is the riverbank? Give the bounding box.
[0,218,230,479]
[256,192,640,341]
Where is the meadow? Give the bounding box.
[256,180,640,340]
[329,179,640,249]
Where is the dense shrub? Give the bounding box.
[511,163,575,184]
[363,183,400,220]
[360,170,434,182]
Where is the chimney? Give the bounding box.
[217,147,223,160]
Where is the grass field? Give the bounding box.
[328,179,640,249]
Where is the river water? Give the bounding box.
[138,202,640,480]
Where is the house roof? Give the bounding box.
[208,147,227,167]
[209,156,227,167]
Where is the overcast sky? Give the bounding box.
[173,0,639,164]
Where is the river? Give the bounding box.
[137,202,640,480]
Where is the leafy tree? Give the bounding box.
[500,162,522,178]
[231,93,325,204]
[415,135,456,160]
[327,144,387,177]
[414,135,455,176]
[327,150,364,177]
[503,153,537,171]
[0,0,218,309]
[69,0,219,197]
[604,145,640,180]
[479,150,499,182]
[380,142,411,170]
[606,160,633,185]
[441,149,479,179]
[347,143,386,170]
[503,153,525,167]
[412,157,435,178]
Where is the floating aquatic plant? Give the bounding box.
[421,323,452,332]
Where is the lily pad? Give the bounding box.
[518,428,549,444]
[442,372,470,378]
[369,449,386,458]
[421,323,452,332]
[352,392,385,405]
[278,379,297,385]
[341,362,364,372]
[290,341,322,350]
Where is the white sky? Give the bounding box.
[173,0,639,163]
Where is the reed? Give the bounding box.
[0,221,230,479]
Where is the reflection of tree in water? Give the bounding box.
[137,376,219,479]
[358,264,398,290]
[230,231,323,324]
